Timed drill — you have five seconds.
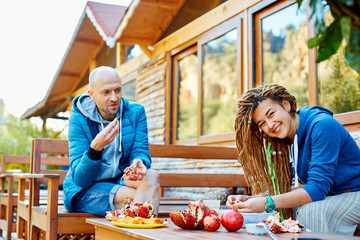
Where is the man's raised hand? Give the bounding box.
[90,118,119,151]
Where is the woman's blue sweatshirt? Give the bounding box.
[296,106,360,201]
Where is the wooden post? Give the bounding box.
[41,118,47,138]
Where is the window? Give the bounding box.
[172,15,242,144]
[317,8,360,114]
[122,80,136,102]
[255,1,309,108]
[252,0,360,115]
[173,46,198,141]
[126,45,143,62]
[121,71,137,102]
[201,29,238,135]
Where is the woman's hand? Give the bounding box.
[226,195,267,213]
[226,195,251,209]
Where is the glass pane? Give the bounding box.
[126,45,143,61]
[176,53,198,140]
[122,80,136,102]
[201,29,238,135]
[318,8,360,114]
[262,4,309,108]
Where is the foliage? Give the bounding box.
[0,100,66,172]
[297,0,360,73]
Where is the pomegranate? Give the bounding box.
[210,209,218,216]
[204,214,221,231]
[121,198,155,218]
[170,199,211,229]
[221,209,244,232]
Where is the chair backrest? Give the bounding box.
[31,138,69,185]
[1,155,30,174]
[149,144,247,188]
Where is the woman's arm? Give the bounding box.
[229,188,312,213]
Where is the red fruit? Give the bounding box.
[137,206,148,218]
[126,209,135,218]
[221,209,244,232]
[170,199,211,229]
[204,214,221,231]
[210,209,218,216]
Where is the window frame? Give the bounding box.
[171,14,244,145]
[248,0,360,127]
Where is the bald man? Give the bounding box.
[63,66,159,216]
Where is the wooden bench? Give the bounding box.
[0,155,30,240]
[15,139,95,240]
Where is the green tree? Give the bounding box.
[297,0,360,73]
[0,99,66,172]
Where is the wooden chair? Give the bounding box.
[16,138,97,240]
[0,155,29,240]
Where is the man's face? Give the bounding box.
[88,71,122,121]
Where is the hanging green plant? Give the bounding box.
[297,0,360,73]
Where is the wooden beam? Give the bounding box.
[119,36,154,46]
[141,0,182,10]
[116,53,149,77]
[151,0,186,44]
[116,42,121,66]
[72,84,89,98]
[139,44,153,58]
[74,37,102,46]
[152,0,262,56]
[89,59,97,72]
[59,72,81,78]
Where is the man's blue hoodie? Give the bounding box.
[296,106,360,201]
[63,93,151,213]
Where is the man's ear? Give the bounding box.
[88,89,95,100]
[282,99,291,112]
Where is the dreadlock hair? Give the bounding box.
[234,84,297,218]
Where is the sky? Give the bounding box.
[0,0,131,130]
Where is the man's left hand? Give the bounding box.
[128,159,147,181]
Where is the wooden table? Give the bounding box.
[86,218,358,240]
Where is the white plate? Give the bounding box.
[245,223,266,235]
[241,212,277,225]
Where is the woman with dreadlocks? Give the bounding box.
[226,84,360,235]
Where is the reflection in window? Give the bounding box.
[176,53,198,140]
[262,4,308,108]
[122,80,136,102]
[318,8,360,114]
[126,45,143,61]
[201,29,237,135]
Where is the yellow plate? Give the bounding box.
[106,216,118,221]
[112,221,168,228]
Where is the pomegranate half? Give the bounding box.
[170,199,211,229]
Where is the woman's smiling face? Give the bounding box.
[252,98,296,140]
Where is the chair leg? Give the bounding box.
[17,216,28,240]
[30,225,40,240]
[5,201,13,240]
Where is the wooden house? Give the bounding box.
[21,0,360,198]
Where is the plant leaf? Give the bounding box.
[339,0,354,6]
[308,36,322,48]
[345,29,360,73]
[309,0,327,35]
[316,19,342,62]
[296,0,304,8]
[340,17,351,43]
